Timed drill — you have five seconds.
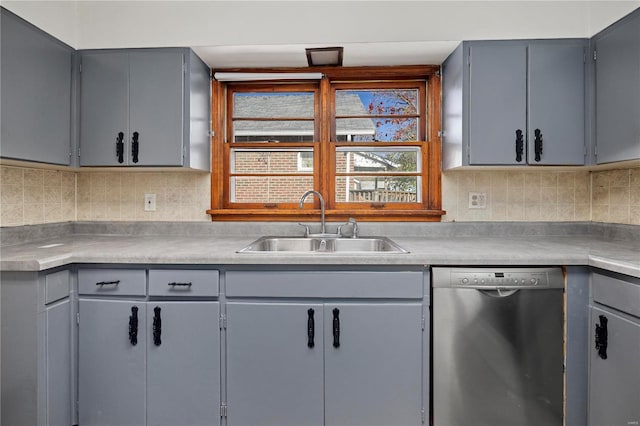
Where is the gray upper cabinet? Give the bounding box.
[443,39,587,168]
[79,48,210,170]
[1,8,73,165]
[593,9,640,164]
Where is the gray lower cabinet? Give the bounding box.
[225,269,427,426]
[1,268,72,426]
[1,7,73,165]
[78,268,221,426]
[593,8,640,164]
[588,271,640,426]
[79,48,210,169]
[442,39,586,168]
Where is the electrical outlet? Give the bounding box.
[144,193,156,211]
[468,192,487,209]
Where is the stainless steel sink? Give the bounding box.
[237,236,408,254]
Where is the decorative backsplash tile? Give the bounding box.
[0,166,75,226]
[2,164,639,226]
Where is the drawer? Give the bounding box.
[149,269,219,297]
[226,270,423,299]
[79,269,146,296]
[592,272,640,317]
[45,269,70,304]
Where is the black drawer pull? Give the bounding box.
[515,129,524,163]
[332,308,340,348]
[131,131,140,163]
[534,128,543,162]
[307,308,315,348]
[129,306,139,346]
[116,132,124,164]
[595,315,608,360]
[153,306,162,346]
[168,282,192,287]
[96,280,120,286]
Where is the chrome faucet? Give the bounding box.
[298,190,326,235]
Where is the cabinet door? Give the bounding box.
[1,9,72,165]
[468,43,527,165]
[226,302,324,426]
[129,51,184,166]
[146,301,220,426]
[588,306,640,426]
[79,299,146,426]
[324,303,423,426]
[529,42,586,165]
[79,52,129,166]
[595,13,640,163]
[44,300,72,426]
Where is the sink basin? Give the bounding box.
[237,236,408,254]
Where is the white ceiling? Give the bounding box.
[3,1,639,67]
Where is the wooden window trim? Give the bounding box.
[208,66,444,222]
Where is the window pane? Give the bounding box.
[336,147,420,173]
[233,120,315,142]
[336,89,418,116]
[231,149,313,174]
[231,176,314,203]
[335,176,421,203]
[336,118,417,142]
[233,92,315,118]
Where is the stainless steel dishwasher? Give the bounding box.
[432,267,564,426]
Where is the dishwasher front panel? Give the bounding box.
[433,286,564,426]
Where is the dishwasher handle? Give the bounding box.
[479,288,520,297]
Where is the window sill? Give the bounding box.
[206,209,445,222]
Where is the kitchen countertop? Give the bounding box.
[1,230,639,277]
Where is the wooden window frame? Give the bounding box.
[208,66,443,222]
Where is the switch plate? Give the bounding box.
[144,193,156,211]
[468,192,487,209]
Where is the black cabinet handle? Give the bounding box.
[153,306,162,346]
[168,282,192,287]
[534,128,543,162]
[595,315,608,360]
[307,308,315,348]
[332,308,340,348]
[515,129,524,163]
[129,306,139,346]
[132,131,140,163]
[96,280,120,286]
[116,132,124,164]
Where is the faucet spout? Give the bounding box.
[298,190,326,235]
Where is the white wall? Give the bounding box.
[3,1,639,55]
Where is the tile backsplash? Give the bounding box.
[1,165,639,227]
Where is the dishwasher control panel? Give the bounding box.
[432,267,564,289]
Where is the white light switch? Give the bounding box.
[468,192,487,209]
[144,193,156,211]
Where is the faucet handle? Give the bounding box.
[348,217,358,238]
[297,223,311,237]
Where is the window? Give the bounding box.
[208,66,443,221]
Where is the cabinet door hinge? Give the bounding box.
[219,314,227,329]
[593,50,597,61]
[220,403,227,418]
[421,315,425,331]
[421,409,426,423]
[76,312,80,325]
[79,61,82,73]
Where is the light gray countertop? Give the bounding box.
[1,230,639,277]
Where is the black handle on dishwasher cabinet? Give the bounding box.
[116,132,125,163]
[595,315,608,360]
[153,306,162,346]
[515,129,524,163]
[307,308,315,348]
[129,306,139,346]
[534,129,543,162]
[132,131,140,163]
[332,308,340,348]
